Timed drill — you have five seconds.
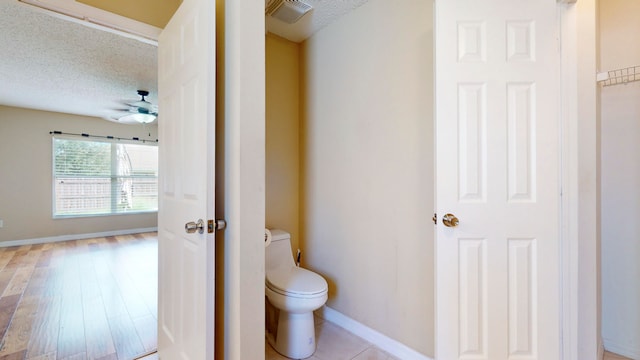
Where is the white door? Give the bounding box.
[157,0,216,358]
[435,0,561,359]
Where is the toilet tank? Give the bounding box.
[266,229,296,271]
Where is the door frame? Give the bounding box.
[217,0,266,358]
[221,0,600,358]
[431,0,600,359]
[558,0,601,359]
[219,0,599,358]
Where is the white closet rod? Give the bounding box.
[597,65,640,86]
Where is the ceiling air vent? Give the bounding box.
[266,0,313,24]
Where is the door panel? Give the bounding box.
[435,0,560,359]
[157,0,216,358]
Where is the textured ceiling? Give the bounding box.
[0,0,367,122]
[0,1,158,122]
[266,0,371,43]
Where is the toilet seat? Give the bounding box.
[266,267,328,298]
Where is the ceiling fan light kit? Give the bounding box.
[118,112,156,124]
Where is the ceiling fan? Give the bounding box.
[107,90,158,124]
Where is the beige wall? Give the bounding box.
[266,34,301,254]
[77,0,181,28]
[599,0,640,357]
[300,0,434,356]
[0,105,158,243]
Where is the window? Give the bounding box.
[53,136,158,217]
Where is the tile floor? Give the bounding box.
[266,316,398,360]
[604,351,633,360]
[141,326,633,360]
[138,317,395,360]
[267,321,637,360]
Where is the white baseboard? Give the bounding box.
[318,306,432,360]
[0,227,158,247]
[603,338,640,360]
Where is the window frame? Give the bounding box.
[51,135,159,219]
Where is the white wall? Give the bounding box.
[301,0,434,355]
[600,1,640,357]
[0,105,158,243]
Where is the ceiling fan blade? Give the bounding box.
[102,116,121,123]
[128,100,153,110]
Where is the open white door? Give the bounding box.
[157,0,216,358]
[435,0,561,359]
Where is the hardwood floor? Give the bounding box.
[0,233,158,360]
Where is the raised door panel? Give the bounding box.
[157,0,215,358]
[436,1,560,359]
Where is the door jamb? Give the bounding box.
[558,1,601,359]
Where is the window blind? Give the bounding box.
[53,136,158,217]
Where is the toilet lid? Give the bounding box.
[266,267,328,296]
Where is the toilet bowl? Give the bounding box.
[265,229,328,359]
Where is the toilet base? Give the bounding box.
[268,311,316,359]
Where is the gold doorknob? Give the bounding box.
[442,213,459,227]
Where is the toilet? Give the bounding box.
[265,229,328,359]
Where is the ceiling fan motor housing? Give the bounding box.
[137,90,149,100]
